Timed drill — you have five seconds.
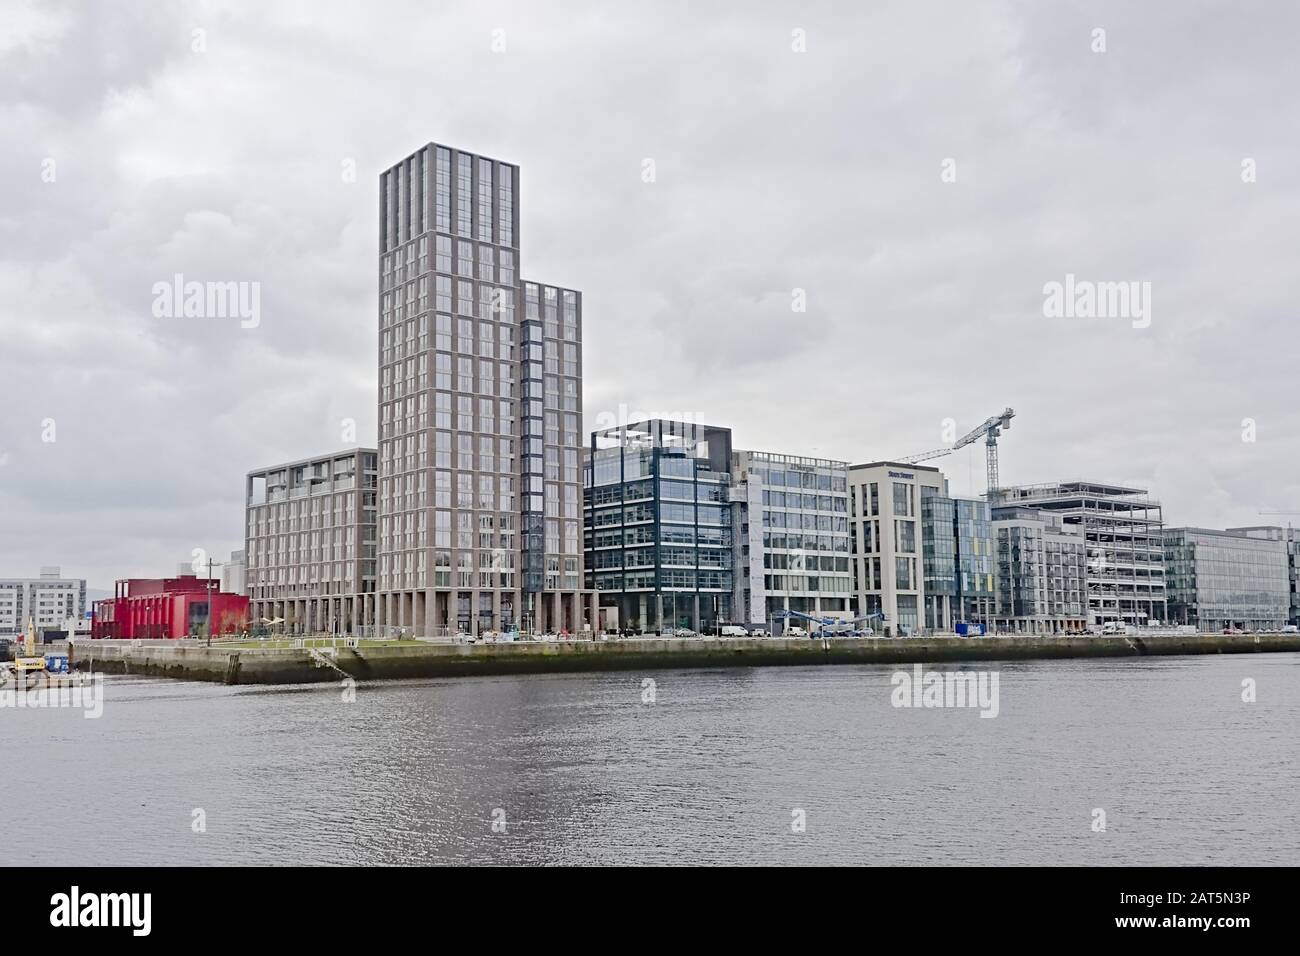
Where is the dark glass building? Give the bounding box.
[921,488,995,631]
[585,420,734,633]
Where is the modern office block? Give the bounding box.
[244,448,378,634]
[729,450,852,633]
[1164,527,1288,631]
[848,462,947,636]
[920,489,996,631]
[585,420,734,633]
[1229,525,1300,625]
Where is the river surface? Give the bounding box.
[3,654,1297,865]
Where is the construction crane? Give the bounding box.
[899,407,1015,496]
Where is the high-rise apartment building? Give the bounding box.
[376,142,592,636]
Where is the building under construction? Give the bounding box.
[994,480,1168,627]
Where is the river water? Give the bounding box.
[3,654,1296,865]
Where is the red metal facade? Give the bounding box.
[91,576,249,639]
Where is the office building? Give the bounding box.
[585,420,734,632]
[0,568,87,636]
[920,490,996,632]
[1163,527,1288,631]
[995,481,1167,627]
[376,141,591,635]
[245,448,378,634]
[849,462,946,636]
[729,450,852,633]
[1229,525,1300,625]
[991,506,1088,634]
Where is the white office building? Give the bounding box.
[849,462,947,636]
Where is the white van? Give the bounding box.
[719,625,748,637]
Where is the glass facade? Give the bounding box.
[920,490,994,631]
[737,451,850,631]
[1164,528,1288,631]
[584,421,734,633]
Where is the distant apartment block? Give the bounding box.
[730,450,852,633]
[376,142,591,635]
[0,568,87,636]
[991,505,1088,634]
[1164,527,1288,631]
[849,462,946,636]
[245,448,378,634]
[996,481,1168,627]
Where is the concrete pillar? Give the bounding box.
[589,591,599,635]
[469,589,479,637]
[692,594,701,633]
[492,589,502,633]
[655,593,664,634]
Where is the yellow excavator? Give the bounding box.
[12,617,47,675]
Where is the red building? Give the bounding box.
[91,575,249,639]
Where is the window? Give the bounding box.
[892,481,912,517]
[435,148,451,232]
[456,154,472,237]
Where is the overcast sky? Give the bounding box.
[2,0,1297,590]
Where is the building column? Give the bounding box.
[492,589,502,633]
[655,593,664,634]
[588,591,599,634]
[692,594,701,633]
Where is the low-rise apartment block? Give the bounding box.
[991,506,1088,634]
[245,448,378,634]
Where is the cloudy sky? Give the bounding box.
[1,0,1297,589]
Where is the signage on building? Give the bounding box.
[888,470,914,480]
